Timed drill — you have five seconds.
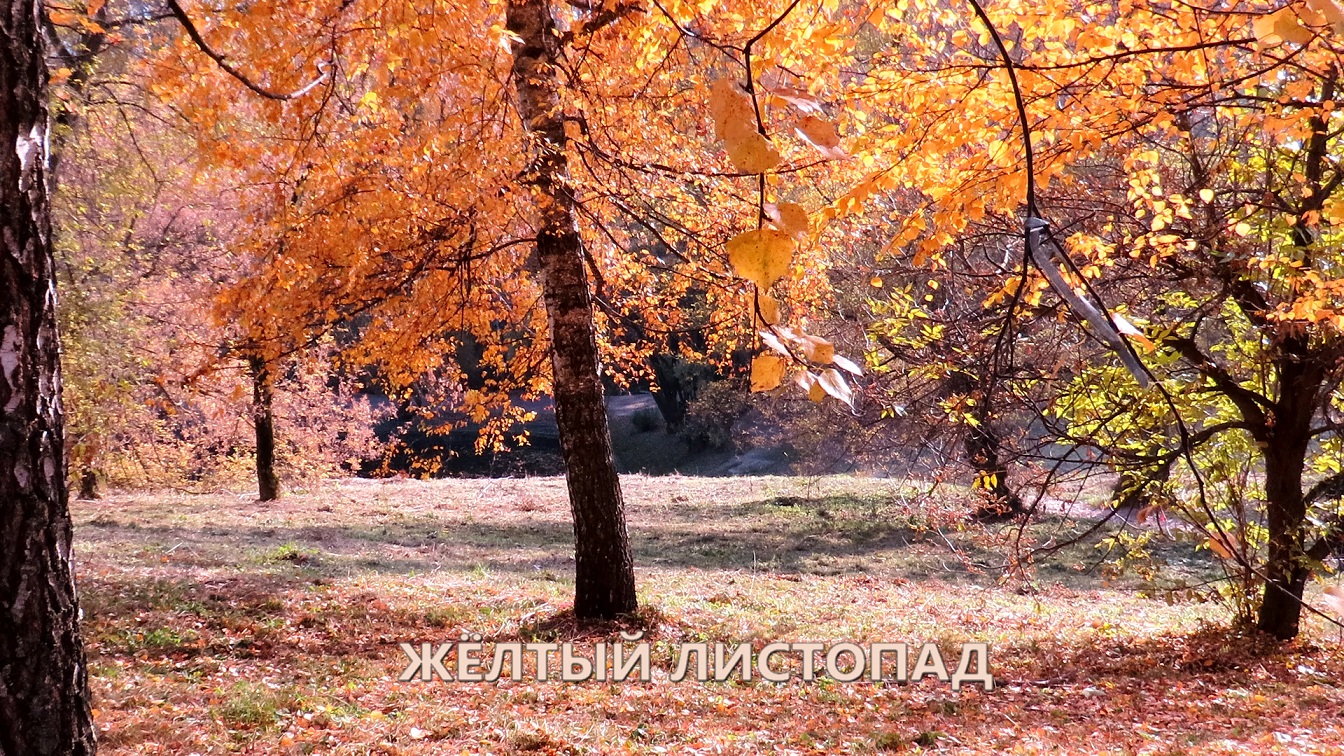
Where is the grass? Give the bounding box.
[75,475,1344,754]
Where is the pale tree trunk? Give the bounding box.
[247,355,280,502]
[0,0,98,751]
[507,0,637,619]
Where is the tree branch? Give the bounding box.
[166,0,329,101]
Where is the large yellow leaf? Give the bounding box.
[710,78,781,174]
[723,127,782,174]
[1254,8,1313,45]
[799,334,834,363]
[755,294,781,326]
[1306,0,1344,33]
[709,78,754,134]
[750,354,786,392]
[1276,10,1316,43]
[728,229,795,289]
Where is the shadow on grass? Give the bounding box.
[77,491,1220,594]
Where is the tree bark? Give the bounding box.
[0,0,98,751]
[507,0,637,619]
[76,470,98,501]
[944,370,1022,520]
[1256,345,1319,639]
[965,422,1023,520]
[247,355,280,502]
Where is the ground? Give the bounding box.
[77,476,1344,754]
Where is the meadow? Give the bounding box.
[77,476,1344,754]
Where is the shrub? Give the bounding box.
[631,407,664,433]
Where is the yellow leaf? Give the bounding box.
[1252,12,1278,42]
[1254,8,1313,45]
[755,294,781,326]
[728,229,795,289]
[723,126,782,174]
[765,202,809,239]
[1199,188,1214,203]
[870,276,884,288]
[808,378,826,403]
[750,354,787,392]
[1276,9,1316,44]
[1307,0,1344,33]
[799,334,835,364]
[795,115,845,158]
[710,78,780,174]
[1205,533,1235,560]
[709,78,754,133]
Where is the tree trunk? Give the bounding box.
[1254,99,1334,640]
[248,355,280,502]
[507,0,637,619]
[1256,355,1317,639]
[76,470,98,501]
[966,422,1023,520]
[0,0,98,751]
[1258,436,1310,638]
[945,370,1022,520]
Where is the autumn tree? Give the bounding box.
[0,0,97,750]
[142,0,870,619]
[825,0,1344,639]
[38,0,393,500]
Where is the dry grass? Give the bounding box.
[76,475,1344,754]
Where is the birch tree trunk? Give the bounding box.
[0,0,98,750]
[506,0,638,619]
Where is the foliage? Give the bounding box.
[50,35,390,492]
[679,381,752,452]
